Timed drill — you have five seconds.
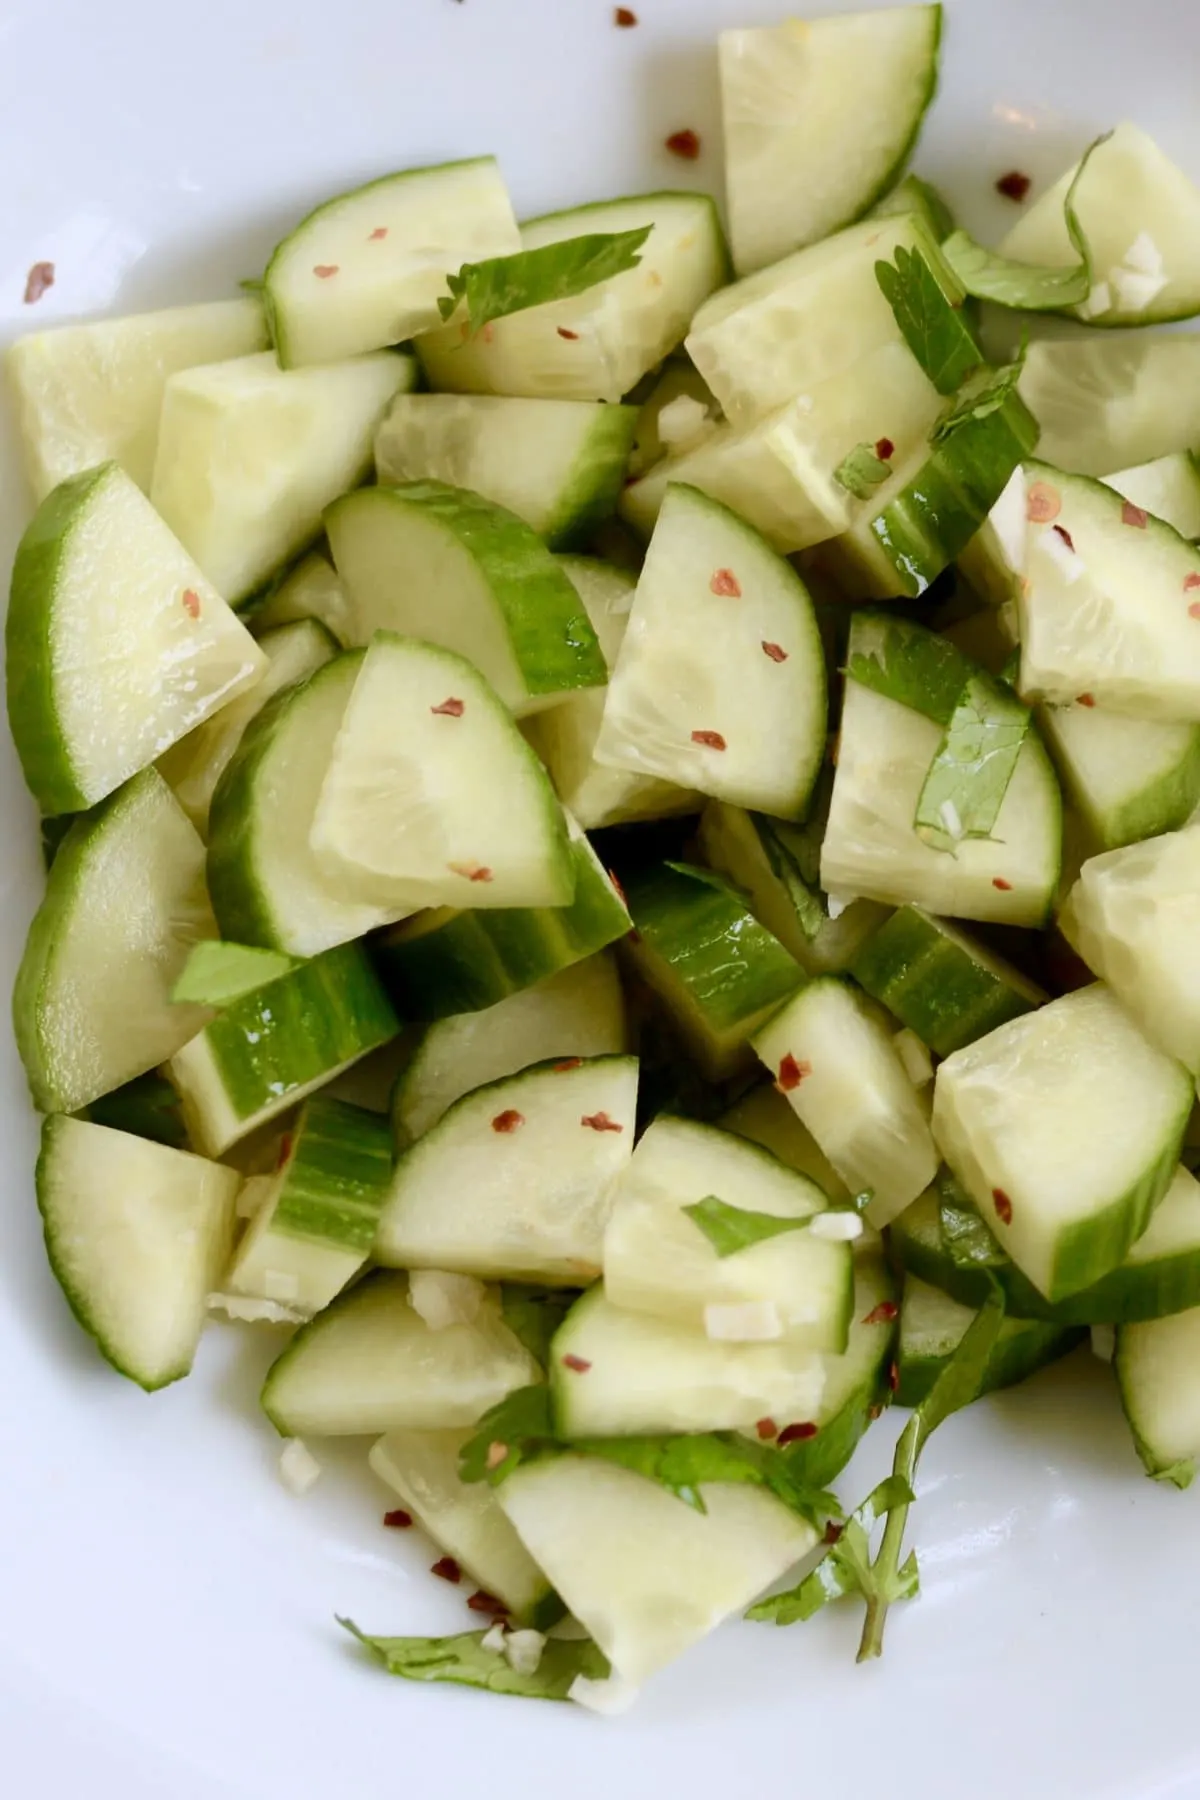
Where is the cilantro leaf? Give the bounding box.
[438,227,653,337]
[170,940,298,1007]
[458,1384,555,1485]
[874,245,985,395]
[339,1620,610,1700]
[834,442,893,499]
[747,1475,916,1625]
[754,815,828,941]
[845,612,974,727]
[914,673,1032,851]
[683,1194,819,1258]
[931,343,1028,444]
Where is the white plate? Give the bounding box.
[2,1,1198,1794]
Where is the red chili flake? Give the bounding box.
[823,1520,844,1545]
[996,170,1032,202]
[486,1442,508,1472]
[431,1557,462,1584]
[992,876,1013,891]
[275,1133,293,1170]
[691,729,727,750]
[1121,500,1149,529]
[868,1402,884,1421]
[581,1111,623,1133]
[553,1058,583,1072]
[776,1053,811,1093]
[562,1354,592,1373]
[1076,693,1096,708]
[710,567,742,597]
[665,128,702,161]
[887,1361,900,1394]
[1052,523,1075,552]
[1186,573,1200,591]
[862,1301,898,1326]
[556,326,580,340]
[755,1418,779,1442]
[761,641,788,663]
[449,862,494,883]
[1026,481,1062,524]
[777,1422,819,1446]
[607,869,629,908]
[874,436,895,461]
[368,227,389,241]
[313,264,340,279]
[23,261,55,304]
[615,5,638,22]
[491,1109,524,1134]
[182,588,202,620]
[992,1187,1013,1225]
[468,1591,509,1616]
[481,322,495,345]
[1190,602,1200,621]
[383,1508,413,1529]
[430,696,465,717]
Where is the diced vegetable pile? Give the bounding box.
[12,1,1200,1713]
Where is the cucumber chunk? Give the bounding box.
[603,1116,854,1350]
[375,394,636,551]
[594,484,826,817]
[83,1070,190,1151]
[550,1286,826,1439]
[1018,335,1200,477]
[417,192,729,403]
[167,941,398,1155]
[627,361,720,479]
[785,1250,897,1489]
[260,1271,538,1437]
[1107,452,1200,541]
[1038,700,1200,853]
[895,1274,1082,1408]
[718,1083,851,1202]
[1115,1306,1200,1484]
[752,978,938,1229]
[498,1454,816,1684]
[325,482,606,716]
[7,462,267,816]
[151,350,415,604]
[869,173,955,241]
[14,769,215,1114]
[7,297,268,500]
[932,983,1192,1302]
[720,6,942,275]
[263,158,520,366]
[249,551,354,646]
[37,1115,238,1390]
[850,904,1044,1057]
[375,1056,638,1283]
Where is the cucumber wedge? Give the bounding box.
[627,360,720,479]
[1038,701,1200,853]
[718,1083,851,1203]
[1107,452,1200,541]
[151,350,415,603]
[7,462,267,816]
[784,1250,897,1489]
[1018,335,1200,477]
[7,296,268,500]
[37,1115,239,1390]
[869,174,955,240]
[14,769,215,1115]
[1115,1306,1200,1484]
[263,158,520,366]
[720,6,942,275]
[249,551,354,646]
[850,905,1044,1057]
[895,1274,1082,1408]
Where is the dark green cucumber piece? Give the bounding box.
[82,1070,191,1150]
[851,905,1045,1057]
[895,1273,1083,1407]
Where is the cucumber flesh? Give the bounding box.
[627,361,720,479]
[784,1250,897,1489]
[718,1083,851,1203]
[895,1273,1082,1408]
[869,174,956,241]
[1038,699,1200,853]
[1116,1305,1200,1482]
[1018,335,1200,477]
[850,904,1044,1057]
[250,551,354,646]
[1106,452,1200,541]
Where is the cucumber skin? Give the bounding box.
[83,1071,191,1150]
[895,1304,1083,1408]
[545,408,640,551]
[1041,707,1200,853]
[783,1256,898,1490]
[850,907,1040,1057]
[272,1096,393,1253]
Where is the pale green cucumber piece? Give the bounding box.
[784,1251,897,1489]
[850,905,1044,1057]
[261,1271,538,1437]
[1106,452,1200,541]
[1018,335,1200,477]
[753,977,938,1229]
[150,350,415,603]
[83,1070,190,1151]
[603,1115,853,1350]
[499,1453,816,1684]
[686,212,955,425]
[226,1096,392,1317]
[932,983,1192,1302]
[250,551,354,646]
[999,124,1200,328]
[417,192,729,403]
[325,481,606,716]
[620,861,803,1082]
[167,941,398,1155]
[895,1274,1082,1409]
[627,360,720,479]
[372,818,630,1020]
[158,618,336,833]
[1038,700,1200,852]
[37,1115,238,1390]
[392,955,626,1144]
[7,297,267,500]
[7,462,267,816]
[263,158,519,366]
[14,769,215,1114]
[369,1431,560,1628]
[1115,1305,1200,1483]
[719,6,942,276]
[594,484,826,817]
[869,173,955,240]
[718,1083,851,1202]
[375,1056,638,1284]
[375,393,636,550]
[171,940,297,1009]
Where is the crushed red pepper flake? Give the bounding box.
[992,1187,1013,1225]
[581,1111,623,1133]
[562,1354,592,1373]
[554,1057,583,1072]
[1190,602,1200,621]
[1186,573,1200,592]
[996,170,1032,202]
[824,1520,844,1545]
[182,588,202,620]
[992,876,1013,891]
[491,1109,524,1134]
[383,1508,413,1529]
[761,640,788,663]
[615,5,638,22]
[1052,523,1075,551]
[468,1590,509,1616]
[755,1418,779,1441]
[710,567,742,597]
[556,326,580,340]
[1026,481,1062,523]
[368,226,389,241]
[777,1422,819,1446]
[887,1361,900,1394]
[665,128,702,161]
[1076,693,1096,708]
[23,261,54,304]
[276,1133,293,1170]
[691,729,727,750]
[431,696,465,716]
[1121,500,1149,529]
[313,264,340,279]
[607,868,629,908]
[868,1402,884,1421]
[431,1556,462,1584]
[776,1053,810,1092]
[862,1300,899,1326]
[875,436,895,461]
[449,862,494,883]
[486,1442,508,1472]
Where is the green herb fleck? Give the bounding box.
[834,442,893,500]
[439,227,653,338]
[914,674,1032,851]
[339,1620,610,1700]
[874,245,984,395]
[683,1194,819,1257]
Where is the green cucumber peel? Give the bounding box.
[683,1191,869,1258]
[438,227,653,337]
[338,1619,610,1699]
[834,443,893,500]
[874,245,985,395]
[170,939,299,1007]
[914,673,1032,852]
[754,814,827,940]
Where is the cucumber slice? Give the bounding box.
[375,394,636,551]
[1106,452,1200,541]
[249,551,354,646]
[1018,335,1200,477]
[720,6,942,276]
[369,1431,559,1628]
[260,1272,538,1437]
[498,1454,816,1684]
[7,462,267,816]
[620,861,803,1082]
[550,1286,826,1439]
[263,158,519,366]
[752,978,938,1229]
[895,1274,1082,1408]
[372,816,630,1020]
[718,1083,851,1202]
[158,619,336,833]
[627,361,720,479]
[603,1116,854,1349]
[784,1250,897,1489]
[417,192,729,403]
[999,124,1200,329]
[1037,700,1200,853]
[392,955,626,1144]
[150,350,415,604]
[167,941,398,1156]
[83,1070,191,1151]
[869,174,955,241]
[225,1096,392,1318]
[932,983,1192,1302]
[7,297,268,500]
[594,484,826,817]
[325,482,606,716]
[37,1115,239,1390]
[850,905,1044,1057]
[1115,1306,1200,1483]
[375,1056,638,1284]
[14,769,215,1114]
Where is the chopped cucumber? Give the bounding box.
[260,1272,538,1437]
[14,769,215,1114]
[1107,452,1200,542]
[83,1070,190,1151]
[7,296,268,500]
[718,1083,851,1203]
[7,461,267,816]
[1018,334,1200,477]
[250,551,354,646]
[784,1250,897,1489]
[627,360,720,478]
[151,350,415,603]
[263,158,520,365]
[752,978,938,1229]
[850,904,1044,1057]
[603,1116,854,1349]
[375,1056,638,1283]
[325,481,606,716]
[375,394,636,550]
[167,941,398,1155]
[1038,701,1200,853]
[895,1274,1082,1408]
[932,984,1192,1301]
[869,173,956,241]
[37,1115,238,1390]
[417,192,729,403]
[1115,1306,1200,1484]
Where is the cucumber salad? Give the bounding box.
[11,0,1200,1716]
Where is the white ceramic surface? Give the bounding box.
[2,2,1198,1795]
